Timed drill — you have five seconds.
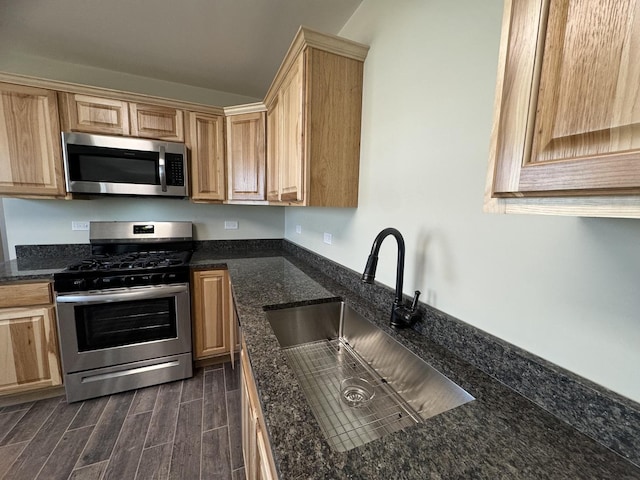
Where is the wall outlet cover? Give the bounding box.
[71,221,89,231]
[296,225,302,234]
[224,220,239,230]
[323,232,332,245]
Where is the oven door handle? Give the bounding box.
[55,283,188,304]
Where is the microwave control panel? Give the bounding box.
[165,154,185,186]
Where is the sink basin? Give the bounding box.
[266,301,474,452]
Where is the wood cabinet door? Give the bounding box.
[266,97,282,202]
[279,55,305,203]
[191,270,230,359]
[492,0,640,197]
[59,92,130,136]
[0,306,62,394]
[226,112,266,201]
[129,103,184,141]
[187,112,225,201]
[0,83,65,197]
[241,359,260,479]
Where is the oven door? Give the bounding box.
[55,283,191,374]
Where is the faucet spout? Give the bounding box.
[361,228,421,329]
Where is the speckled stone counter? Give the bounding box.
[2,242,639,478]
[191,252,640,479]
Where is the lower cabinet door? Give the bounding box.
[191,270,231,359]
[0,306,62,394]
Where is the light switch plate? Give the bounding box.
[323,232,332,245]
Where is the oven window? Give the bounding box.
[74,297,177,351]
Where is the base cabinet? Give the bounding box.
[0,282,62,395]
[191,269,236,360]
[241,336,278,480]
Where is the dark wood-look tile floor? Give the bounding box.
[0,362,245,480]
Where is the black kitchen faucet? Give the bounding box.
[361,227,422,329]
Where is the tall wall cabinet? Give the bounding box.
[486,0,640,217]
[0,83,65,198]
[264,27,369,207]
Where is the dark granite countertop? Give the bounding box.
[194,253,640,479]
[2,245,638,478]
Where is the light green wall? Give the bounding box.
[4,198,284,257]
[285,0,640,403]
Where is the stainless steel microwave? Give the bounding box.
[62,132,188,198]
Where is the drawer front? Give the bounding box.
[0,282,53,308]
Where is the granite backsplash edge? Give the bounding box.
[282,240,640,467]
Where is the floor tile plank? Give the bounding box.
[145,380,182,448]
[3,400,82,479]
[169,399,202,480]
[202,426,232,479]
[227,389,243,471]
[0,441,28,476]
[0,410,28,444]
[102,412,152,480]
[203,368,227,431]
[69,460,108,480]
[0,396,62,446]
[36,425,94,480]
[131,385,160,415]
[136,442,172,480]
[224,361,240,391]
[76,390,135,468]
[69,396,109,430]
[181,368,204,404]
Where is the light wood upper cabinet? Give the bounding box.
[225,109,266,202]
[59,93,129,136]
[0,83,65,198]
[129,102,184,142]
[60,92,183,141]
[264,27,368,207]
[486,0,640,217]
[266,98,281,202]
[191,269,233,359]
[0,281,62,396]
[187,112,226,202]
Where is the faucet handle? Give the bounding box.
[410,290,421,311]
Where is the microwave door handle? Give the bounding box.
[159,146,167,192]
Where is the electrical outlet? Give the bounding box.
[71,221,89,231]
[295,225,302,234]
[323,232,332,245]
[224,220,239,230]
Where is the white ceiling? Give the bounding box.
[0,0,362,99]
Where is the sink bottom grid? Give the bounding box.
[282,338,419,452]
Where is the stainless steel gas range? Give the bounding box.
[53,221,194,403]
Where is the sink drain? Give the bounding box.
[340,377,375,408]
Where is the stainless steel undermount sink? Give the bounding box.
[266,301,474,452]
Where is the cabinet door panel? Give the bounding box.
[0,83,65,197]
[226,112,266,201]
[493,0,640,197]
[130,103,184,141]
[188,112,225,201]
[59,93,129,136]
[266,98,281,202]
[0,306,62,394]
[192,270,230,359]
[280,56,305,203]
